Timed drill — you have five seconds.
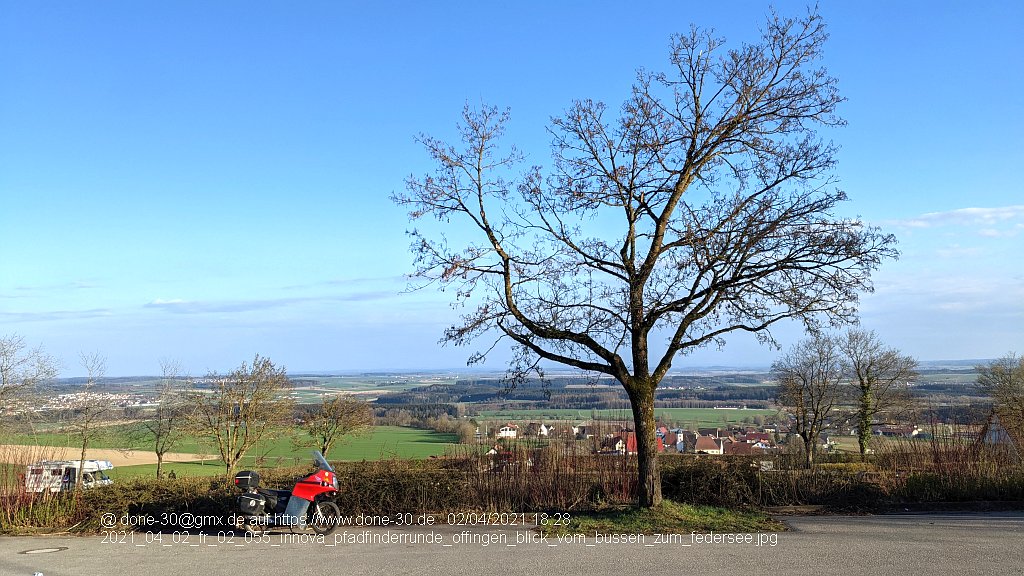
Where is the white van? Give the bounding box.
[24,460,114,493]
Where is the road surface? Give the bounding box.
[2,513,1023,576]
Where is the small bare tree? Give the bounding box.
[394,9,897,506]
[455,420,478,444]
[0,334,59,429]
[978,353,1024,438]
[187,355,294,476]
[840,329,917,460]
[70,352,113,491]
[774,334,846,468]
[136,359,189,478]
[297,396,373,456]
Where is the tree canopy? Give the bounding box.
[840,329,917,459]
[298,396,374,456]
[773,334,846,468]
[394,9,897,506]
[187,355,294,476]
[0,334,58,427]
[978,354,1024,438]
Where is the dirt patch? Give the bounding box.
[0,444,211,467]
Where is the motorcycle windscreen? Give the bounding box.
[312,451,334,472]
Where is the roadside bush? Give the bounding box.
[333,459,470,515]
[756,468,888,510]
[0,491,83,534]
[0,446,80,533]
[898,471,1024,503]
[660,456,759,508]
[77,476,235,531]
[660,455,890,511]
[0,476,236,534]
[461,442,638,512]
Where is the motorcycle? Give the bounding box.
[232,450,341,535]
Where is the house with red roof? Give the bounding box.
[496,423,519,439]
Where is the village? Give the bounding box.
[478,417,1014,460]
[485,421,780,456]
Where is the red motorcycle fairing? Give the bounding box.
[291,468,337,501]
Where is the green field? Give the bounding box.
[148,425,459,462]
[109,460,225,479]
[476,407,777,428]
[1,425,459,476]
[2,424,149,451]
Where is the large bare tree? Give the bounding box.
[0,334,59,428]
[839,329,917,460]
[774,334,846,468]
[187,355,294,476]
[394,10,897,506]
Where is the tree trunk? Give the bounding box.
[857,398,872,462]
[77,442,88,492]
[629,388,662,508]
[803,435,815,469]
[156,454,164,479]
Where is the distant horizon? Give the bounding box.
[53,357,994,380]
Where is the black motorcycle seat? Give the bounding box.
[257,488,292,500]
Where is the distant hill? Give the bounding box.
[917,359,991,370]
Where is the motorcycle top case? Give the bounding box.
[238,493,266,516]
[233,470,260,489]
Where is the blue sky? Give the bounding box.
[2,1,1021,377]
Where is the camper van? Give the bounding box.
[24,459,114,493]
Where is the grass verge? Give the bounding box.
[540,499,784,536]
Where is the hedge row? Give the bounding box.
[4,454,1023,533]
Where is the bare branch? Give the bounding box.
[0,334,59,427]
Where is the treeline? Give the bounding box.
[917,403,993,424]
[662,374,767,387]
[377,378,778,411]
[373,403,460,422]
[373,404,476,443]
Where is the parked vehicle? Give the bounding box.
[233,451,341,534]
[24,460,114,493]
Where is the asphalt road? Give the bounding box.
[3,513,1024,576]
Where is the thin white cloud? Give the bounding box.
[1,281,101,298]
[281,275,406,291]
[144,291,398,315]
[934,244,981,259]
[890,205,1024,230]
[868,272,1024,317]
[149,298,186,305]
[978,228,1020,238]
[144,299,294,314]
[0,308,113,322]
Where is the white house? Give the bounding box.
[497,423,519,439]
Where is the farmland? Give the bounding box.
[286,374,457,402]
[476,407,778,428]
[5,365,989,481]
[0,425,460,478]
[108,426,461,478]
